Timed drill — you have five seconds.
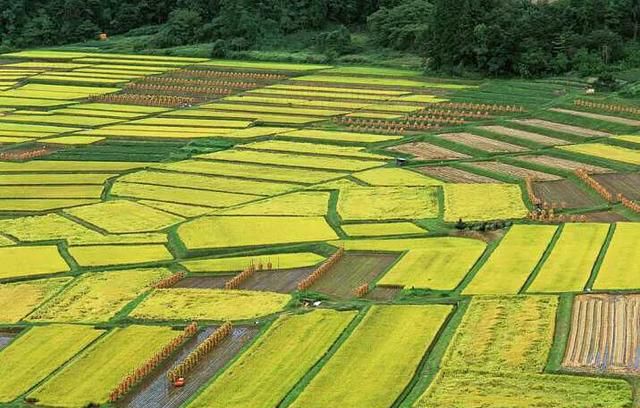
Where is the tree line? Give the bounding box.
[0,0,638,77]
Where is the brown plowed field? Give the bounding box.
[550,108,640,127]
[416,166,502,183]
[120,325,260,408]
[512,119,612,138]
[238,267,315,293]
[514,155,612,174]
[593,172,640,201]
[175,268,316,293]
[478,125,570,146]
[439,133,528,153]
[388,142,470,161]
[581,211,628,222]
[309,252,398,299]
[533,179,599,208]
[467,161,562,181]
[563,294,640,374]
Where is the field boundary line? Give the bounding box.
[545,293,576,373]
[396,298,470,408]
[14,328,113,401]
[453,237,501,296]
[277,307,368,408]
[520,223,564,294]
[584,223,617,291]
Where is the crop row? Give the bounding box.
[574,98,640,115]
[91,93,199,107]
[575,168,614,202]
[297,247,344,290]
[109,323,198,402]
[167,322,233,382]
[171,69,287,81]
[124,83,235,96]
[139,77,258,88]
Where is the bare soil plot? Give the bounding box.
[388,142,470,161]
[514,155,612,174]
[0,329,19,350]
[120,325,259,408]
[533,179,599,208]
[581,211,628,222]
[238,267,315,293]
[309,252,398,299]
[478,125,570,146]
[467,161,562,181]
[550,108,640,127]
[417,166,501,183]
[512,119,612,138]
[592,172,640,201]
[564,294,640,374]
[365,286,402,301]
[439,133,528,153]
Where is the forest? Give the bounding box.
[0,0,638,77]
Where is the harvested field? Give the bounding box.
[388,142,470,160]
[415,295,633,408]
[592,172,640,200]
[514,155,612,174]
[581,211,628,222]
[187,310,356,408]
[532,179,600,208]
[416,166,501,183]
[512,119,612,138]
[549,108,640,126]
[120,326,259,408]
[439,132,527,152]
[0,330,17,350]
[477,125,570,146]
[309,252,398,299]
[563,294,640,374]
[237,267,316,293]
[467,161,562,181]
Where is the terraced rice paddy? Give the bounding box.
[559,143,640,165]
[337,186,439,221]
[415,295,632,408]
[528,223,610,293]
[443,183,529,221]
[0,325,104,403]
[464,225,557,295]
[187,310,355,408]
[290,305,451,408]
[0,50,638,408]
[130,289,291,321]
[29,325,180,407]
